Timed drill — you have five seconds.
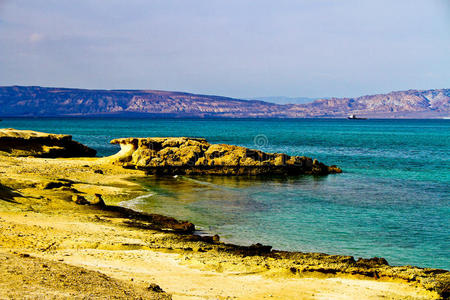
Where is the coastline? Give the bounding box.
[0,155,448,299]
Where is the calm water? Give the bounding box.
[2,118,449,269]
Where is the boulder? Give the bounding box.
[0,128,96,158]
[105,137,342,176]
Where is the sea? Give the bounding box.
[2,118,449,270]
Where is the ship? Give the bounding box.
[347,114,367,120]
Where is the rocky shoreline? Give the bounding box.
[106,200,450,297]
[0,129,448,299]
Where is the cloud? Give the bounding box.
[29,33,44,43]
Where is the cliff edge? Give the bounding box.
[106,137,342,175]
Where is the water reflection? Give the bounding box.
[128,174,333,230]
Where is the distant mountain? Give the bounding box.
[297,89,450,118]
[250,96,320,104]
[0,86,448,118]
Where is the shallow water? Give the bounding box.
[3,118,449,269]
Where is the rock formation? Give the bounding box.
[106,137,342,175]
[0,128,96,158]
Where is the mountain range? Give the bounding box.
[250,96,320,105]
[0,86,448,118]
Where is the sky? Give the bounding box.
[0,0,449,99]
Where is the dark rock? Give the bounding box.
[57,179,75,184]
[234,243,273,256]
[197,235,220,244]
[169,221,196,233]
[249,243,272,253]
[357,257,389,267]
[72,195,89,205]
[90,194,106,207]
[41,180,72,190]
[0,183,21,203]
[440,283,450,299]
[106,206,196,234]
[147,283,165,293]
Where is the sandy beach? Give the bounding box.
[0,154,448,299]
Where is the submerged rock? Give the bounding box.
[106,137,342,175]
[0,128,96,158]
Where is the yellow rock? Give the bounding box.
[107,137,342,175]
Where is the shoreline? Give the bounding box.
[0,155,448,299]
[119,175,448,270]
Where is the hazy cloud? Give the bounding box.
[29,33,44,43]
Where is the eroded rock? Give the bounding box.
[106,137,342,176]
[0,128,96,158]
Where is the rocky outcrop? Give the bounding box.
[0,128,96,158]
[106,137,342,175]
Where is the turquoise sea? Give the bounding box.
[2,118,449,270]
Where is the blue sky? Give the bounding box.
[0,0,449,98]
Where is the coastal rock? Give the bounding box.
[0,128,96,158]
[106,137,342,175]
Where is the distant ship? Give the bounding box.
[347,114,367,120]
